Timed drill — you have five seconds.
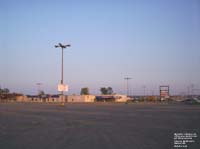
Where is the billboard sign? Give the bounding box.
[160,86,169,99]
[58,84,68,92]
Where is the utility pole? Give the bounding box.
[55,43,71,104]
[124,77,131,96]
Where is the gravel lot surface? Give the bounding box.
[0,102,200,149]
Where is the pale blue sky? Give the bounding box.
[0,0,200,95]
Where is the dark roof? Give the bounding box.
[27,95,38,98]
[51,95,60,98]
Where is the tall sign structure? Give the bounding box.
[160,86,170,101]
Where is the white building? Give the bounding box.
[67,95,95,102]
[114,94,128,102]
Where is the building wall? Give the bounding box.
[67,95,95,102]
[15,95,127,103]
[15,95,66,103]
[16,96,29,102]
[28,97,42,102]
[113,94,128,102]
[46,96,65,102]
[96,94,128,102]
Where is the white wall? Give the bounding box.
[67,95,95,102]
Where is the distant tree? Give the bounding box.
[38,90,45,98]
[100,87,113,95]
[0,88,10,94]
[38,90,45,95]
[100,87,108,95]
[107,87,113,95]
[0,88,10,100]
[4,88,9,94]
[80,87,89,95]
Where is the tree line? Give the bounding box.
[0,86,113,98]
[0,88,10,94]
[81,87,113,95]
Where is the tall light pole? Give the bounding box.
[143,85,146,97]
[36,83,42,95]
[55,43,71,103]
[191,84,194,96]
[124,77,131,96]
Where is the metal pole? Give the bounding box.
[124,77,131,96]
[187,86,190,96]
[61,47,64,103]
[36,83,42,94]
[61,47,63,84]
[127,79,129,96]
[144,86,146,96]
[55,43,71,105]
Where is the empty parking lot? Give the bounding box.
[0,102,200,149]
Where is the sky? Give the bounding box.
[0,0,200,95]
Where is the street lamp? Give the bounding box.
[142,85,146,97]
[124,77,131,96]
[36,83,42,95]
[55,43,71,104]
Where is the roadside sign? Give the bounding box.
[58,84,68,92]
[160,86,169,99]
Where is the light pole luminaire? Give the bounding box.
[36,83,42,94]
[124,77,131,96]
[55,43,71,103]
[143,85,146,97]
[61,47,64,84]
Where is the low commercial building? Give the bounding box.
[67,95,95,102]
[114,94,128,102]
[26,95,42,102]
[96,94,128,102]
[16,94,29,102]
[25,95,65,102]
[45,95,65,102]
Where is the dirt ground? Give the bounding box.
[0,102,200,149]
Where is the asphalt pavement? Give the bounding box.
[0,102,200,149]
